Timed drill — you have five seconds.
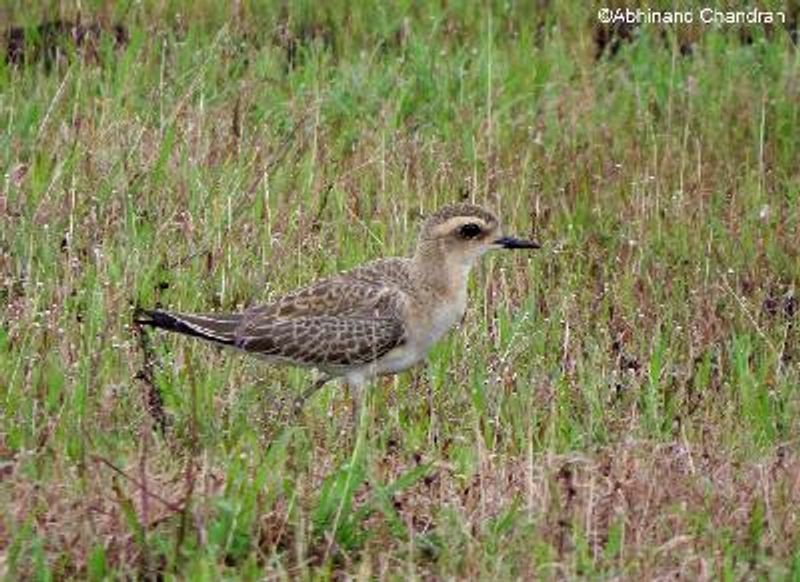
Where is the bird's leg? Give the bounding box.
[292,374,331,416]
[348,379,366,445]
[423,363,438,447]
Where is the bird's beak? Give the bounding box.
[494,236,541,249]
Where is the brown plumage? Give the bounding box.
[135,203,539,409]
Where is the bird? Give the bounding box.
[135,202,539,420]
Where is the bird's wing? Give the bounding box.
[240,258,413,321]
[136,259,413,366]
[234,268,409,367]
[234,314,406,367]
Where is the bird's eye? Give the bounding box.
[459,223,482,239]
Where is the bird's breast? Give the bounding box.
[368,291,464,376]
[411,287,467,351]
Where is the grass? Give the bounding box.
[1,0,799,578]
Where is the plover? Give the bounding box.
[136,203,539,413]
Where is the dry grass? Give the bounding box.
[1,1,799,579]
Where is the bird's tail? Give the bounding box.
[134,308,242,346]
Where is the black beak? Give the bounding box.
[494,236,541,249]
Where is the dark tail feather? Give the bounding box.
[135,308,241,346]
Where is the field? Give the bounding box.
[1,1,799,579]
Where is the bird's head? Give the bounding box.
[416,202,540,267]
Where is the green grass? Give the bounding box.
[1,0,799,578]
